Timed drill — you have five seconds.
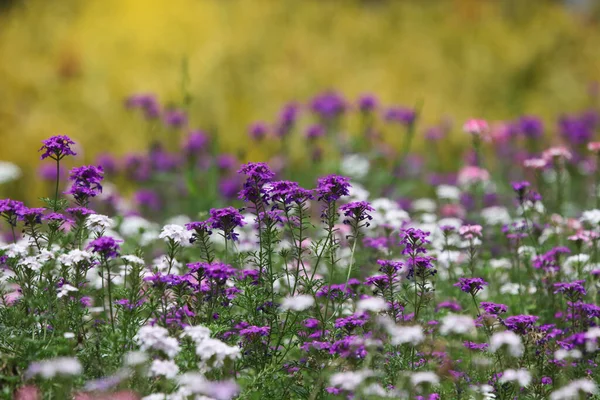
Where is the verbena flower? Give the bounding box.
[39,135,77,160]
[208,207,246,241]
[316,175,351,203]
[87,236,121,259]
[65,165,104,203]
[339,201,374,227]
[454,278,488,295]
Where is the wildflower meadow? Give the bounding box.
[1,88,600,400]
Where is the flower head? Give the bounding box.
[87,236,121,259]
[39,135,77,160]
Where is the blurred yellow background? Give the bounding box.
[1,0,600,188]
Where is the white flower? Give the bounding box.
[489,258,511,269]
[348,183,370,202]
[194,338,241,369]
[584,327,600,351]
[481,206,511,226]
[85,214,114,231]
[329,370,375,391]
[149,359,179,379]
[63,332,75,339]
[57,284,78,298]
[122,254,145,265]
[436,185,461,201]
[549,379,598,400]
[2,242,29,258]
[280,294,315,312]
[125,351,148,366]
[489,331,523,357]
[554,349,582,360]
[135,326,180,359]
[159,224,193,245]
[412,198,436,213]
[142,394,168,400]
[58,249,94,267]
[182,325,212,344]
[498,369,531,387]
[440,314,476,336]
[120,215,157,237]
[378,317,424,346]
[580,209,600,226]
[499,283,521,295]
[563,254,591,277]
[341,154,370,179]
[356,297,388,313]
[26,357,82,379]
[410,371,439,387]
[18,256,43,271]
[152,255,182,273]
[0,161,21,184]
[471,384,496,399]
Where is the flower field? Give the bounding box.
[1,89,600,399]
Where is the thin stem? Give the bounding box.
[53,157,61,211]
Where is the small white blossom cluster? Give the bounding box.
[489,331,524,357]
[549,379,598,399]
[329,369,376,391]
[280,294,315,311]
[159,224,193,245]
[26,357,82,379]
[135,325,181,359]
[181,325,241,370]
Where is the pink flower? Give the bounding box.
[457,166,490,186]
[523,158,547,170]
[463,119,489,136]
[542,146,572,161]
[588,142,600,153]
[459,224,483,239]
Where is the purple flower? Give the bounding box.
[16,207,45,226]
[237,162,276,204]
[133,189,161,211]
[95,153,118,176]
[275,102,300,137]
[334,313,369,331]
[463,341,489,351]
[316,175,351,203]
[268,180,313,205]
[183,130,209,154]
[248,122,268,140]
[87,236,121,259]
[188,262,236,284]
[339,201,374,227]
[208,207,245,241]
[0,199,25,226]
[406,256,437,280]
[554,280,587,297]
[377,259,403,275]
[541,376,552,385]
[39,135,77,160]
[162,109,188,128]
[454,277,488,295]
[305,124,325,140]
[399,228,431,256]
[125,93,160,119]
[384,107,416,126]
[480,302,508,315]
[435,301,462,312]
[518,115,543,138]
[38,163,66,181]
[357,94,378,113]
[65,207,95,218]
[310,91,346,120]
[216,154,238,171]
[239,325,270,338]
[65,165,104,203]
[504,315,539,335]
[511,181,530,202]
